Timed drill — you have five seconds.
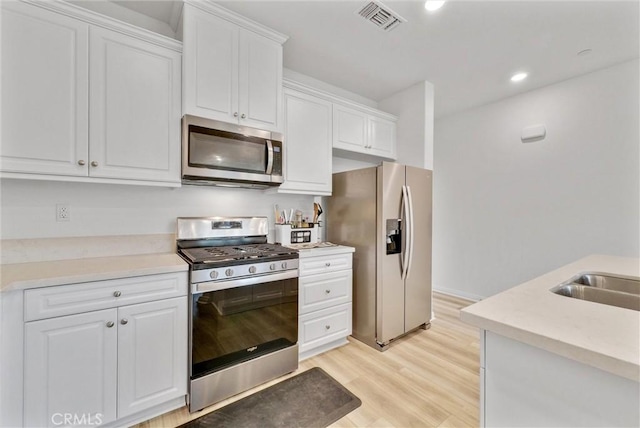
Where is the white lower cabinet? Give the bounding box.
[482,330,640,427]
[117,298,187,418]
[24,309,118,427]
[22,273,188,427]
[298,248,354,360]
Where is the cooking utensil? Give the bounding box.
[313,202,324,223]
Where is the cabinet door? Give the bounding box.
[368,116,397,159]
[24,309,117,427]
[332,105,368,152]
[279,89,332,195]
[238,30,283,131]
[117,297,188,418]
[182,4,239,123]
[1,2,89,176]
[89,26,181,183]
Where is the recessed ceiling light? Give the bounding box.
[510,72,528,82]
[424,1,446,12]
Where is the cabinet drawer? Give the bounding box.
[24,272,188,321]
[299,270,352,315]
[299,303,352,353]
[299,253,352,276]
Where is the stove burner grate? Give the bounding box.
[179,243,298,266]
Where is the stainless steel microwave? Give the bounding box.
[181,115,284,188]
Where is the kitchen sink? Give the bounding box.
[551,273,640,311]
[572,273,640,295]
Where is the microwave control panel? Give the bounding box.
[272,145,282,175]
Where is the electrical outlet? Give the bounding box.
[56,204,70,222]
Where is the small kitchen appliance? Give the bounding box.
[182,115,284,188]
[177,217,299,412]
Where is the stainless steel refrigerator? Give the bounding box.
[326,162,432,351]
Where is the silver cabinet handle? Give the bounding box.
[106,321,114,328]
[325,325,331,330]
[120,319,128,325]
[77,160,86,166]
[113,291,121,297]
[233,112,238,117]
[325,289,331,294]
[241,113,246,119]
[90,161,98,167]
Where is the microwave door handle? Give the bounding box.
[266,140,274,174]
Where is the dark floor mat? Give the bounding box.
[179,367,362,428]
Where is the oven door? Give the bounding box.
[190,271,298,380]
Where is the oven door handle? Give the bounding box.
[192,269,298,294]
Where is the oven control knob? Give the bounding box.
[225,268,234,277]
[270,263,276,271]
[281,262,288,269]
[209,271,219,279]
[249,266,257,274]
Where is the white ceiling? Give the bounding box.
[108,0,639,118]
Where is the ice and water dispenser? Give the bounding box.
[386,219,402,255]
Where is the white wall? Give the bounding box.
[0,179,314,241]
[378,81,435,170]
[433,59,640,300]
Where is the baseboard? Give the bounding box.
[433,286,484,302]
[299,338,349,361]
[102,396,186,428]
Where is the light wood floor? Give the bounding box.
[135,292,480,428]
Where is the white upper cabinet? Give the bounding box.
[1,1,89,177]
[0,1,182,186]
[368,116,397,159]
[333,104,397,160]
[278,79,397,195]
[332,106,368,152]
[279,88,333,195]
[239,30,283,130]
[89,26,181,183]
[182,1,287,132]
[183,5,238,122]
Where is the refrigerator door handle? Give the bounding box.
[401,185,410,280]
[406,185,415,278]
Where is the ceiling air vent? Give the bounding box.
[356,1,407,32]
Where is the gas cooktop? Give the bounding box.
[179,243,298,265]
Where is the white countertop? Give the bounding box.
[460,255,640,381]
[286,243,355,258]
[0,253,188,293]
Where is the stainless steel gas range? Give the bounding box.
[176,217,299,412]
